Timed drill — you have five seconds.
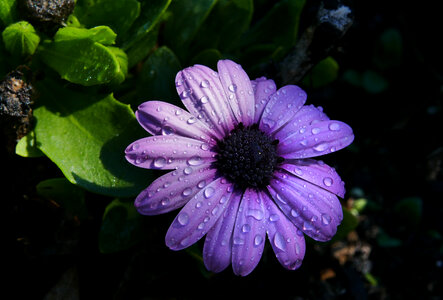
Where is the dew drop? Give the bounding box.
[204,187,215,198]
[321,214,332,225]
[228,84,237,92]
[195,201,203,208]
[211,207,219,216]
[182,187,192,197]
[187,156,203,166]
[262,118,276,129]
[274,232,287,251]
[183,166,193,175]
[187,117,197,124]
[200,80,210,88]
[311,127,321,135]
[200,96,209,104]
[177,213,189,226]
[323,177,333,187]
[233,237,245,245]
[328,122,341,131]
[241,224,251,233]
[198,223,205,230]
[290,209,299,217]
[161,125,175,135]
[313,143,328,152]
[161,198,170,206]
[303,221,314,231]
[200,143,209,151]
[153,157,166,168]
[254,235,264,246]
[246,209,264,220]
[269,214,280,222]
[132,143,140,150]
[197,180,206,189]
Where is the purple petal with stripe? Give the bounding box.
[175,64,236,139]
[203,190,242,273]
[259,85,306,135]
[268,169,343,242]
[125,135,216,170]
[263,192,306,270]
[232,189,266,276]
[277,120,354,159]
[274,105,329,142]
[217,60,255,126]
[280,159,346,198]
[136,101,217,144]
[134,164,217,215]
[251,77,276,123]
[165,177,234,250]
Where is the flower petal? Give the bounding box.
[274,105,329,142]
[268,169,343,241]
[251,77,276,123]
[165,177,234,250]
[259,85,306,135]
[136,101,217,143]
[277,120,354,159]
[232,189,266,276]
[263,192,306,270]
[175,64,236,139]
[217,60,255,126]
[134,164,217,215]
[125,135,216,170]
[203,190,242,273]
[280,159,346,198]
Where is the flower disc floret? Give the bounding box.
[214,123,282,190]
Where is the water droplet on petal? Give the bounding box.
[200,96,209,104]
[262,118,276,129]
[323,177,333,187]
[132,143,140,150]
[182,187,192,197]
[228,84,237,92]
[241,224,251,233]
[303,221,314,231]
[198,223,205,230]
[200,143,209,151]
[177,213,189,226]
[161,125,175,135]
[197,180,206,189]
[153,157,166,168]
[254,235,264,246]
[313,143,328,152]
[187,117,197,124]
[233,237,244,245]
[321,214,332,225]
[183,166,193,175]
[274,232,287,251]
[200,80,210,88]
[328,122,341,131]
[269,214,280,222]
[204,187,215,198]
[161,198,170,206]
[188,156,203,166]
[311,127,321,135]
[246,209,264,220]
[290,209,299,217]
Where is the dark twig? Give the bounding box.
[278,1,354,85]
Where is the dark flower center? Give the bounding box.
[214,123,283,190]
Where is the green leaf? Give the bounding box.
[394,197,423,228]
[330,207,359,242]
[15,131,44,157]
[107,46,128,85]
[136,46,181,107]
[362,70,389,94]
[241,0,306,51]
[192,0,253,53]
[33,79,154,197]
[163,0,217,60]
[190,48,222,70]
[0,0,18,28]
[99,198,145,253]
[302,56,339,88]
[377,229,402,248]
[38,38,119,86]
[54,26,117,45]
[374,28,403,70]
[121,0,171,48]
[37,178,88,221]
[2,21,40,57]
[74,0,141,37]
[126,24,159,68]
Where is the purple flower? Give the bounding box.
[125,60,354,276]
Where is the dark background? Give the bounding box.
[3,0,442,299]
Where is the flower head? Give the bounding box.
[125,60,354,276]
